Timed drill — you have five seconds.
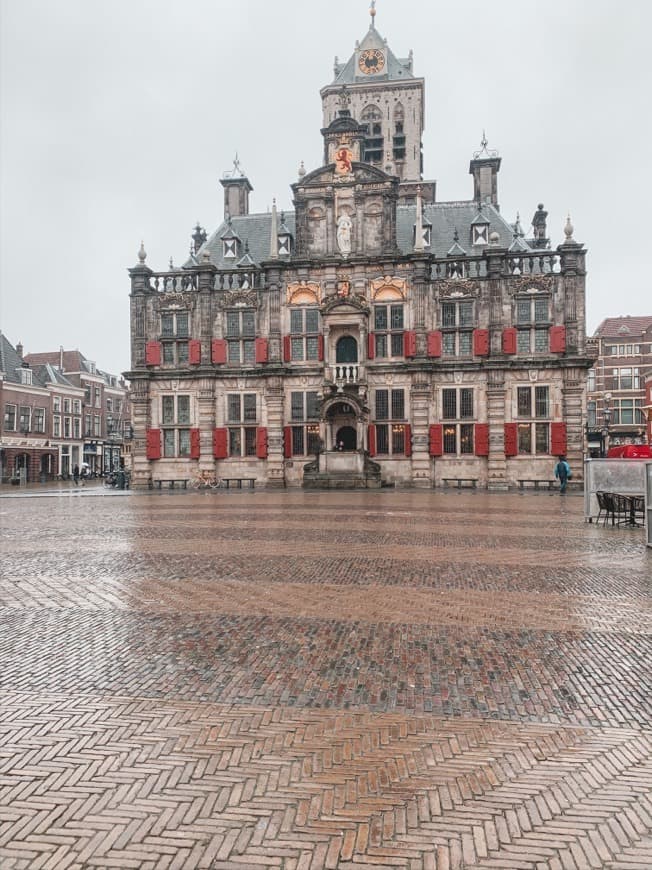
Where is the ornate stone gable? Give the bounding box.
[431,279,481,298]
[219,289,259,309]
[155,292,194,311]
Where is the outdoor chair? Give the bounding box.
[595,491,614,525]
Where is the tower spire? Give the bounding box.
[370,1,376,28]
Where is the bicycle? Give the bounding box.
[190,473,220,490]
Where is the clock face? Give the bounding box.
[358,49,385,74]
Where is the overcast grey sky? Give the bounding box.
[1,0,650,376]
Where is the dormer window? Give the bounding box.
[223,238,237,259]
[472,224,489,246]
[278,233,291,256]
[18,368,33,386]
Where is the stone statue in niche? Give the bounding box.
[336,213,352,255]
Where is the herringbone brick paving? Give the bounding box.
[0,490,650,868]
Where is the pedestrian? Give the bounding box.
[554,455,571,494]
[72,464,80,486]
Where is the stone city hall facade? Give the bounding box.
[126,10,591,490]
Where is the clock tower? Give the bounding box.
[320,2,430,198]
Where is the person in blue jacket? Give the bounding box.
[554,455,571,494]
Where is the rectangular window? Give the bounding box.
[4,404,16,430]
[227,393,257,423]
[441,300,474,357]
[373,390,406,454]
[516,296,550,354]
[64,417,71,438]
[85,414,92,437]
[33,408,45,433]
[228,426,257,457]
[73,418,81,439]
[161,395,192,456]
[374,304,404,359]
[63,398,71,413]
[161,311,189,337]
[53,415,61,437]
[441,389,475,454]
[94,416,101,437]
[19,406,31,432]
[53,397,61,413]
[106,398,113,413]
[288,393,321,455]
[289,308,320,360]
[516,386,550,454]
[94,388,101,408]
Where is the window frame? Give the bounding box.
[515,385,550,455]
[373,303,405,359]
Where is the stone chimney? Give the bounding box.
[16,341,23,358]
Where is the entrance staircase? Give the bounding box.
[302,450,382,489]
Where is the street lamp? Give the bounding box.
[601,392,612,458]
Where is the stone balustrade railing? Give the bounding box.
[332,364,361,384]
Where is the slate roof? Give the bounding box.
[192,213,296,269]
[191,200,525,269]
[594,316,652,338]
[331,22,414,86]
[0,332,31,384]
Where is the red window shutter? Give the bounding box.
[189,340,201,366]
[475,423,489,456]
[473,329,490,357]
[283,426,292,458]
[146,428,161,460]
[502,327,517,355]
[427,331,442,358]
[429,424,443,457]
[404,423,412,456]
[255,337,268,364]
[211,339,227,365]
[550,422,567,455]
[317,334,324,361]
[549,325,566,354]
[283,335,292,362]
[213,427,228,459]
[190,428,201,459]
[368,424,377,457]
[145,341,161,366]
[367,332,375,361]
[504,423,518,457]
[256,427,268,459]
[404,330,417,358]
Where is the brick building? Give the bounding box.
[586,316,652,455]
[0,337,131,482]
[23,349,131,476]
[0,334,82,482]
[126,9,592,489]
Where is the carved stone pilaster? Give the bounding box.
[264,379,286,487]
[486,369,508,490]
[410,379,432,487]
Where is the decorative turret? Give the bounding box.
[191,223,207,254]
[469,133,501,207]
[220,155,253,219]
[321,87,365,168]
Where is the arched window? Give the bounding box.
[361,105,383,164]
[336,336,358,364]
[393,103,405,161]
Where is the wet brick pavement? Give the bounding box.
[0,487,650,869]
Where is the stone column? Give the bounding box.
[410,379,432,487]
[197,379,216,474]
[265,377,286,487]
[562,368,585,481]
[129,380,151,488]
[486,369,508,490]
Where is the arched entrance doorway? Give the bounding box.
[326,400,358,451]
[336,425,356,451]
